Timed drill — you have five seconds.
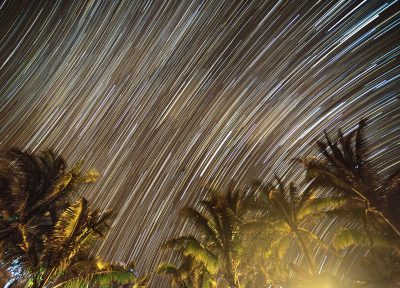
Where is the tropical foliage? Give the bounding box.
[301,119,400,239]
[160,120,400,288]
[157,256,215,288]
[248,178,343,283]
[0,149,146,287]
[299,120,400,287]
[53,257,149,288]
[161,188,251,288]
[1,119,399,287]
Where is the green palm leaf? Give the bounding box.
[268,220,291,233]
[53,270,138,288]
[184,208,221,248]
[276,236,291,260]
[165,237,218,274]
[297,197,347,221]
[333,228,398,250]
[157,263,179,275]
[43,198,88,274]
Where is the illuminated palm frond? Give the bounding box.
[157,256,215,288]
[251,178,343,284]
[53,257,147,288]
[0,149,105,287]
[163,188,251,288]
[165,237,219,274]
[332,228,399,251]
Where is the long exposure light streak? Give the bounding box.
[0,0,399,285]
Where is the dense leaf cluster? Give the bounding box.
[0,150,147,288]
[160,120,400,288]
[0,120,399,288]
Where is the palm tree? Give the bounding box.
[164,187,250,288]
[0,149,100,285]
[250,178,343,279]
[300,119,400,239]
[0,149,97,224]
[0,150,99,265]
[298,120,400,287]
[0,148,143,288]
[0,150,88,283]
[33,197,113,287]
[157,256,215,288]
[1,196,116,287]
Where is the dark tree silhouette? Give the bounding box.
[301,120,400,240]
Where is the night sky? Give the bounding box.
[0,0,399,284]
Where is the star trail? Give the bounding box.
[0,0,399,285]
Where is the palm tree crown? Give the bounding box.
[164,187,251,288]
[301,119,400,238]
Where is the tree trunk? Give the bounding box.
[224,254,237,288]
[354,186,400,238]
[295,229,316,276]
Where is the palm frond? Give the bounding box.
[307,168,353,194]
[297,197,347,221]
[268,220,291,233]
[182,245,218,274]
[184,208,221,248]
[332,228,398,250]
[200,201,223,242]
[29,172,72,215]
[240,220,269,234]
[296,183,314,215]
[276,235,291,260]
[53,269,138,288]
[165,236,218,274]
[269,189,292,223]
[157,263,179,275]
[80,169,100,183]
[43,198,112,275]
[43,198,88,271]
